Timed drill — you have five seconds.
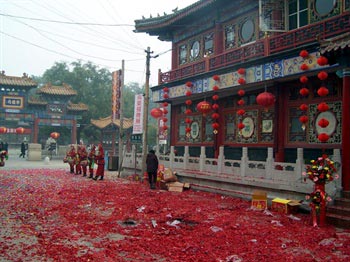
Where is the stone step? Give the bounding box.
[327,205,350,216]
[326,213,350,229]
[334,197,350,208]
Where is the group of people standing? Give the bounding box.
[65,143,105,180]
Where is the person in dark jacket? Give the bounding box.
[146,150,159,189]
[19,142,26,158]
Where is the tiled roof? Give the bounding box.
[0,72,37,87]
[67,102,88,111]
[91,116,133,130]
[37,83,77,96]
[320,32,350,54]
[27,96,48,105]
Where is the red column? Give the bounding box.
[342,68,350,191]
[274,87,287,162]
[214,22,223,55]
[71,120,77,145]
[33,118,39,143]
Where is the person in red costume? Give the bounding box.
[93,143,105,180]
[79,145,88,177]
[88,144,96,179]
[66,145,76,174]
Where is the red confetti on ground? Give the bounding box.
[1,169,349,261]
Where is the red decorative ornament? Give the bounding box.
[318,118,329,128]
[50,132,60,139]
[163,93,169,99]
[237,99,245,106]
[237,68,246,75]
[300,63,309,71]
[299,87,309,96]
[238,122,245,130]
[212,75,220,81]
[196,101,212,115]
[212,122,219,129]
[317,86,329,97]
[299,50,309,58]
[318,133,329,142]
[317,102,329,112]
[212,94,219,101]
[237,109,246,116]
[0,126,7,134]
[300,76,308,84]
[212,113,220,119]
[213,85,219,91]
[256,92,275,109]
[162,117,168,123]
[185,91,192,96]
[185,99,192,106]
[185,81,193,87]
[317,56,328,66]
[299,115,308,124]
[163,102,168,107]
[150,108,163,118]
[212,103,219,110]
[317,71,328,81]
[163,87,169,92]
[185,109,192,115]
[162,125,168,131]
[185,118,192,124]
[16,127,25,134]
[238,89,245,96]
[185,127,191,133]
[162,108,168,115]
[238,78,246,85]
[299,104,308,111]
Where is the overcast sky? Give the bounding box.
[0,0,197,86]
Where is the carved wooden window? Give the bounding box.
[239,17,256,45]
[225,24,236,49]
[259,0,286,32]
[288,107,307,142]
[204,32,214,56]
[310,0,340,23]
[179,44,187,65]
[288,0,308,30]
[346,0,350,11]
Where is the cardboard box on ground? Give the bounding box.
[158,165,190,192]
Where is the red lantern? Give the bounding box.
[299,115,308,124]
[162,125,168,131]
[185,81,193,87]
[163,93,169,99]
[299,50,309,58]
[237,109,246,116]
[50,132,60,139]
[163,102,168,107]
[237,99,245,106]
[318,71,328,81]
[197,101,212,115]
[238,89,245,96]
[238,78,246,85]
[185,90,192,96]
[185,118,192,124]
[318,118,329,128]
[212,94,219,101]
[317,102,329,112]
[212,113,220,119]
[300,104,308,111]
[185,109,192,115]
[299,87,309,96]
[256,92,275,109]
[150,108,163,119]
[0,127,7,134]
[300,63,309,71]
[317,86,329,97]
[185,127,191,133]
[213,85,219,91]
[300,76,308,84]
[212,122,219,129]
[162,108,168,115]
[238,122,245,130]
[185,99,192,106]
[162,117,168,123]
[212,103,219,110]
[163,87,169,92]
[237,68,246,75]
[317,56,328,66]
[212,75,220,81]
[318,133,329,142]
[16,127,25,134]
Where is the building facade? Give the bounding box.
[135,0,350,193]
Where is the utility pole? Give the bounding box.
[141,47,152,175]
[118,60,124,175]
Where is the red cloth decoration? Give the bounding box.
[150,108,163,118]
[213,85,219,91]
[300,76,308,84]
[299,87,309,96]
[318,118,329,128]
[196,101,212,115]
[238,122,245,130]
[212,75,220,81]
[299,115,308,124]
[238,89,245,96]
[318,133,329,142]
[317,56,328,66]
[300,63,309,70]
[238,78,246,85]
[317,86,329,97]
[299,49,309,58]
[212,103,219,110]
[317,102,329,112]
[237,99,245,106]
[185,100,192,105]
[237,109,245,116]
[16,127,25,134]
[317,71,328,81]
[212,94,219,101]
[299,104,308,111]
[237,68,246,75]
[0,126,7,134]
[256,92,275,108]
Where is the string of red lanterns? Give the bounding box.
[236,68,246,134]
[161,87,169,131]
[298,51,311,131]
[185,81,193,139]
[211,75,220,134]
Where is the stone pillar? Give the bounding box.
[240,147,248,177]
[199,146,206,172]
[217,146,224,173]
[266,147,274,179]
[296,148,304,184]
[27,143,42,161]
[183,146,189,170]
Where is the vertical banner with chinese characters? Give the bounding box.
[112,70,122,121]
[132,94,144,134]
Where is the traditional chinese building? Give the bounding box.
[134,0,350,203]
[0,72,88,146]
